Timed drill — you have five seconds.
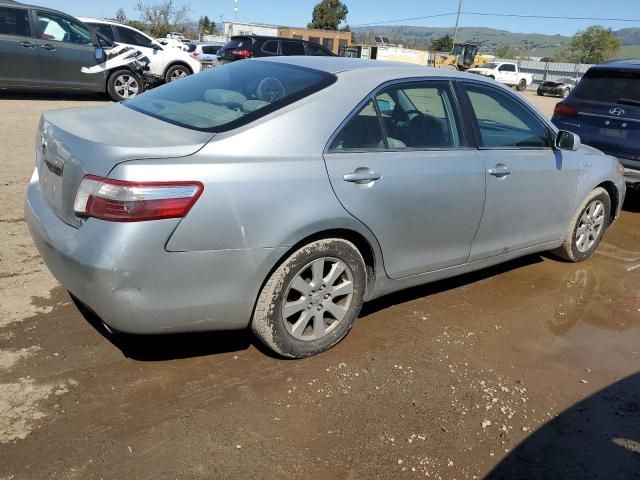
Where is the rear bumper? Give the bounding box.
[26,173,285,334]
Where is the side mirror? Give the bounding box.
[151,42,162,50]
[376,99,395,114]
[94,47,105,63]
[555,130,581,151]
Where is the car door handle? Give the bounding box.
[487,164,512,177]
[343,169,382,184]
[19,41,36,48]
[40,43,56,51]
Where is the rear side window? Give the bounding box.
[89,23,115,42]
[116,25,152,48]
[572,69,640,104]
[330,99,385,150]
[281,40,305,56]
[202,45,220,55]
[125,60,336,132]
[463,83,550,148]
[0,7,30,37]
[262,40,278,54]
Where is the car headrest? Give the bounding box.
[204,89,247,107]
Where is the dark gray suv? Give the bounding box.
[0,0,148,101]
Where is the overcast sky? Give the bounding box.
[33,0,640,36]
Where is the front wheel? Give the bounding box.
[165,64,191,83]
[252,239,367,358]
[107,69,143,102]
[553,187,611,262]
[516,79,527,91]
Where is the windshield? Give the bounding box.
[479,63,498,69]
[125,60,336,131]
[572,69,640,104]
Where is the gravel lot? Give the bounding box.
[1,89,639,479]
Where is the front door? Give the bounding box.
[34,10,102,90]
[324,80,486,279]
[460,82,579,261]
[0,6,40,86]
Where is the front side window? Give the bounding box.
[116,26,152,48]
[125,60,336,131]
[375,82,462,149]
[262,40,278,54]
[463,83,551,148]
[281,40,305,56]
[0,7,31,37]
[36,12,92,45]
[306,42,332,56]
[329,99,385,150]
[499,64,516,72]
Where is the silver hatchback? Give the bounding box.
[26,57,626,358]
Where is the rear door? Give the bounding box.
[553,68,640,170]
[34,10,103,90]
[324,80,485,279]
[0,5,40,86]
[460,82,579,261]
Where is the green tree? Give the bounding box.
[566,25,620,64]
[495,44,515,58]
[308,0,348,31]
[430,34,453,52]
[135,0,191,38]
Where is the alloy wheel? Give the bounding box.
[170,68,188,81]
[575,200,606,253]
[282,257,354,341]
[114,75,139,99]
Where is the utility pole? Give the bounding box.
[452,0,463,51]
[234,0,238,22]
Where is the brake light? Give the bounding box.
[74,175,203,222]
[230,48,252,59]
[554,103,578,117]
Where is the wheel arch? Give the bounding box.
[596,180,619,223]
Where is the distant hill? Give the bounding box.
[352,26,640,57]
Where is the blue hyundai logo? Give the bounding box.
[609,107,625,116]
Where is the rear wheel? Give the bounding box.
[537,89,544,96]
[516,79,527,91]
[165,64,191,83]
[553,187,611,262]
[252,239,366,358]
[107,69,143,102]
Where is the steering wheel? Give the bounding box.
[256,77,285,102]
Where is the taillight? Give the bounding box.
[230,48,252,59]
[554,102,578,117]
[74,175,203,222]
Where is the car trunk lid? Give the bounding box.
[37,103,214,227]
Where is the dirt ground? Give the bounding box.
[1,89,639,480]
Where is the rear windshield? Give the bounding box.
[226,37,254,49]
[572,69,640,104]
[125,60,336,132]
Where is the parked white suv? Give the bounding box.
[80,18,201,84]
[467,62,533,91]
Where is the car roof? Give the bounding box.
[254,56,483,80]
[590,59,640,71]
[0,0,72,15]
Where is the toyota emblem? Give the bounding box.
[609,107,625,116]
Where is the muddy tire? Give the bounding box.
[252,239,366,358]
[107,69,143,102]
[553,187,611,262]
[516,79,527,91]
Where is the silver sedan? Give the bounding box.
[26,57,626,358]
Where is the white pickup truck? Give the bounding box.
[467,62,533,91]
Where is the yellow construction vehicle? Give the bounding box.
[434,42,491,71]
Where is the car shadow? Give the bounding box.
[486,372,640,479]
[73,255,544,361]
[0,91,108,102]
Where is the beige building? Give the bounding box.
[278,27,351,55]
